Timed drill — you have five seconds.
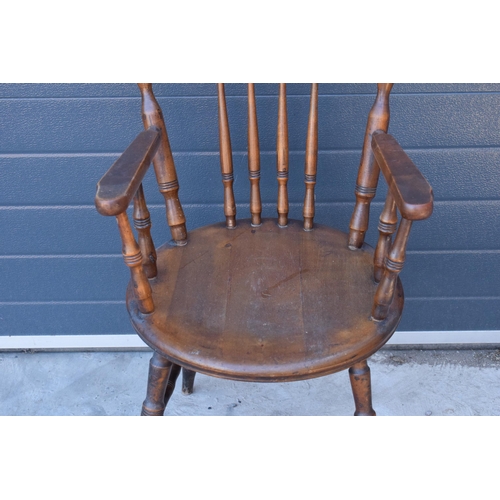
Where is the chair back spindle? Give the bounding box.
[277,83,289,227]
[217,83,237,229]
[348,83,393,249]
[247,83,262,227]
[373,192,397,282]
[303,83,318,231]
[137,84,187,245]
[116,211,155,314]
[133,184,157,279]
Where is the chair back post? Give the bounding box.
[217,83,237,229]
[248,83,262,227]
[303,83,318,231]
[348,83,393,249]
[277,83,289,227]
[138,84,187,245]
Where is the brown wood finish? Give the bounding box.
[349,360,376,416]
[303,83,318,231]
[217,83,237,229]
[373,192,397,283]
[372,217,412,321]
[138,84,187,245]
[95,83,434,416]
[276,83,289,227]
[372,131,434,220]
[141,351,173,416]
[133,184,157,279]
[248,83,262,227]
[116,211,154,314]
[349,83,393,249]
[127,219,403,382]
[182,368,196,395]
[95,127,160,216]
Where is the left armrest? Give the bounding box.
[95,126,160,216]
[371,131,433,220]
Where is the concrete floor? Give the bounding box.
[0,348,499,416]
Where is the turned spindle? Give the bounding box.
[303,83,318,231]
[348,83,393,249]
[277,83,289,228]
[373,192,397,283]
[349,360,376,416]
[248,83,262,227]
[217,83,237,229]
[372,217,412,321]
[133,184,157,279]
[116,211,154,314]
[138,83,187,245]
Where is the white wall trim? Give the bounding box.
[0,331,499,351]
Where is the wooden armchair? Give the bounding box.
[95,83,433,416]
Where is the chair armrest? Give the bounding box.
[95,127,161,216]
[371,131,433,220]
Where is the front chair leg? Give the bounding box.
[141,352,175,416]
[348,359,376,416]
[182,368,196,395]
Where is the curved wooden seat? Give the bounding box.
[127,219,403,382]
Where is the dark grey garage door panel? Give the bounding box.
[3,93,500,155]
[1,83,500,338]
[0,201,497,255]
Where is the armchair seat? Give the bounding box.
[127,218,403,382]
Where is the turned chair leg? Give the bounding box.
[182,368,196,395]
[348,359,376,416]
[142,352,180,416]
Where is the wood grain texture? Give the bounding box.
[217,83,237,228]
[248,83,262,226]
[276,83,289,227]
[372,131,433,220]
[349,359,376,416]
[372,217,412,321]
[373,192,397,283]
[116,211,154,314]
[349,83,393,249]
[133,184,157,279]
[95,127,160,216]
[126,219,403,382]
[138,83,187,244]
[303,83,318,231]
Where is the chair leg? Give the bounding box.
[348,359,376,416]
[182,368,196,395]
[163,363,181,407]
[141,352,175,416]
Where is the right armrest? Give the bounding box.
[95,126,161,216]
[371,131,433,220]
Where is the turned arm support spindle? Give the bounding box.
[371,131,433,320]
[217,83,237,228]
[248,83,262,227]
[349,83,393,249]
[95,127,160,314]
[138,83,187,245]
[277,83,289,227]
[133,184,157,279]
[373,192,397,283]
[303,83,318,231]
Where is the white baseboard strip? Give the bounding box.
[0,331,499,351]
